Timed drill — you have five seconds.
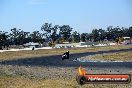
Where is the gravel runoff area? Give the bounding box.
[0,63,132,88]
[0,65,132,80]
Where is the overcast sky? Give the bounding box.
[0,0,132,33]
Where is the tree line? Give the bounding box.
[0,23,132,49]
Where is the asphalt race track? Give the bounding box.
[0,48,132,69]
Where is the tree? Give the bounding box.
[17,30,31,45]
[41,23,60,43]
[91,29,99,42]
[128,27,132,37]
[113,26,123,38]
[50,25,59,43]
[59,25,72,41]
[72,31,80,43]
[9,28,21,45]
[41,23,52,42]
[22,32,31,44]
[106,26,116,41]
[9,28,31,45]
[98,29,106,42]
[0,31,8,49]
[85,33,93,42]
[80,33,87,42]
[30,31,44,43]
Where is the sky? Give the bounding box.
[0,0,132,33]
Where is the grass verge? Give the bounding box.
[80,51,132,61]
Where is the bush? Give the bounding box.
[48,42,55,47]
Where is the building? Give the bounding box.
[122,37,131,45]
[24,42,40,48]
[74,42,99,47]
[54,43,74,48]
[54,41,99,48]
